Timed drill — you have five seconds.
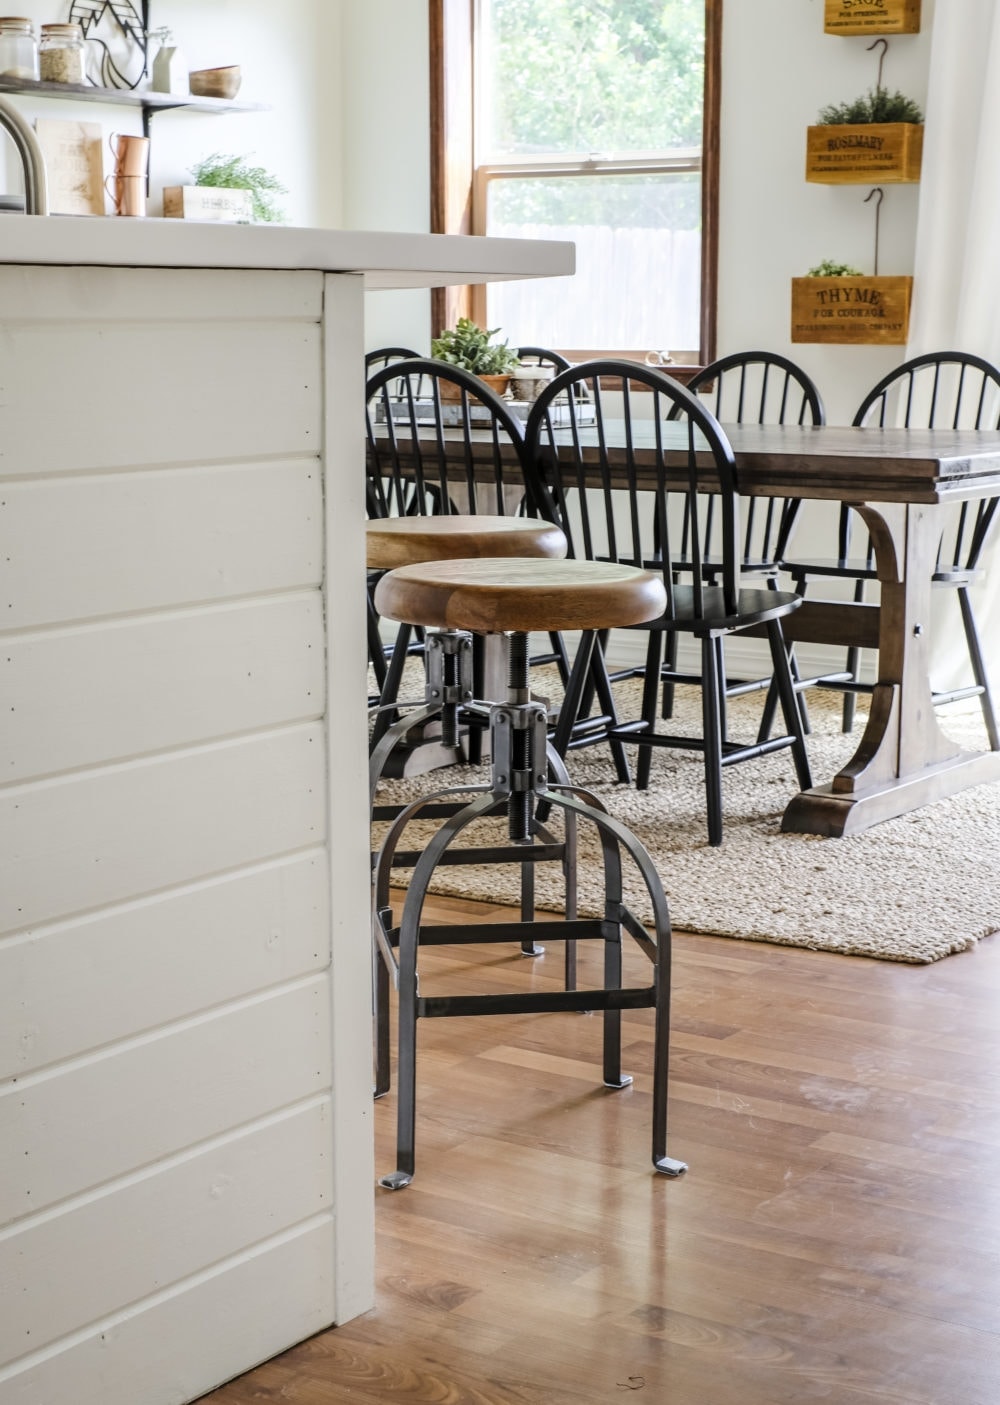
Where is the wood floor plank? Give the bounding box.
[199,892,1000,1405]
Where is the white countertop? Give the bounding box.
[0,216,575,289]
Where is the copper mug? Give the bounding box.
[108,132,149,177]
[105,174,146,218]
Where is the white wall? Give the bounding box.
[339,0,432,350]
[719,0,934,426]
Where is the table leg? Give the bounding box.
[782,500,1000,836]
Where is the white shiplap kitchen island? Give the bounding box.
[0,219,573,1405]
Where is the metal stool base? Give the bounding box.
[372,632,687,1188]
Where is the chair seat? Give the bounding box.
[373,557,667,635]
[782,556,877,580]
[784,556,981,588]
[366,514,567,571]
[629,584,803,635]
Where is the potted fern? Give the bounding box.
[430,318,521,398]
[791,258,912,346]
[164,152,288,224]
[806,87,924,184]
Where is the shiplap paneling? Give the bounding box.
[0,978,332,1226]
[0,262,375,1400]
[2,592,325,783]
[0,725,327,936]
[0,852,329,1080]
[0,274,322,478]
[0,1100,332,1363]
[320,273,377,1324]
[0,322,321,473]
[0,1219,335,1405]
[1,460,323,631]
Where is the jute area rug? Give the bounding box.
[372,668,1000,964]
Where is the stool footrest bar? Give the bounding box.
[418,985,657,1019]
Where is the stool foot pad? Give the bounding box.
[654,1156,688,1178]
[378,1170,413,1191]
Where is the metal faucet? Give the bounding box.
[0,94,48,215]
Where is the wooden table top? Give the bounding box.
[708,423,1000,504]
[373,420,1000,506]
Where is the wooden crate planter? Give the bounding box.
[806,122,923,183]
[791,276,912,345]
[824,0,921,35]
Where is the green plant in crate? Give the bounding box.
[189,152,287,223]
[818,87,923,125]
[430,318,521,375]
[806,259,866,277]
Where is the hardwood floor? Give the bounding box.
[201,890,1000,1405]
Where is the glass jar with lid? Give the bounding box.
[0,17,39,80]
[39,23,85,84]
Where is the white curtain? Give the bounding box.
[906,0,1000,692]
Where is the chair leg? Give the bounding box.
[661,631,679,718]
[370,622,413,748]
[367,591,387,693]
[842,578,868,732]
[635,632,664,790]
[767,619,813,791]
[757,641,811,743]
[587,635,631,784]
[957,586,1000,750]
[715,635,729,743]
[550,629,597,761]
[701,634,725,847]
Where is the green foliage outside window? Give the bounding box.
[484,0,705,226]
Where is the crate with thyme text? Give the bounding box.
[824,0,921,35]
[791,276,912,345]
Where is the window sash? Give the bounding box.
[430,0,721,368]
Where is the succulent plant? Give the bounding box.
[430,318,521,375]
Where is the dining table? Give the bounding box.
[697,423,1000,837]
[370,417,1000,838]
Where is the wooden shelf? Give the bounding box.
[0,75,267,123]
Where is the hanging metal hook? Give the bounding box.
[864,187,884,275]
[867,37,888,90]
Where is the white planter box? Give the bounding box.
[163,185,254,223]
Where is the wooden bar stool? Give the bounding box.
[368,514,567,766]
[371,556,688,1190]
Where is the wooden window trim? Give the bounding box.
[429,0,721,367]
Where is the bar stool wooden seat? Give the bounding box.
[371,556,688,1190]
[367,513,567,572]
[368,515,567,761]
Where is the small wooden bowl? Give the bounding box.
[188,65,242,99]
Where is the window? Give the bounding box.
[431,0,720,366]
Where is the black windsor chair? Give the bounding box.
[781,350,1000,747]
[365,345,421,372]
[523,359,813,846]
[670,350,826,734]
[515,345,572,373]
[364,348,425,692]
[366,357,599,767]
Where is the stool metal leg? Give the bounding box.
[372,630,688,1190]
